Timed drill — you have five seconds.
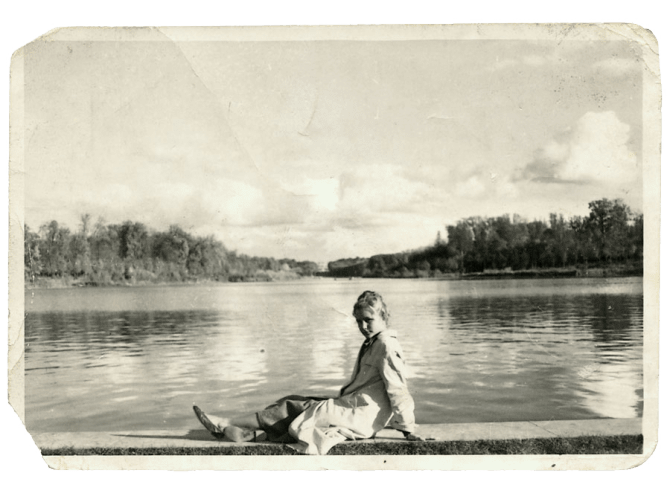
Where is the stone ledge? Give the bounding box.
[33,418,642,451]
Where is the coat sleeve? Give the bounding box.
[377,339,416,433]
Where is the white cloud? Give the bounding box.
[23,38,646,265]
[525,111,638,186]
[280,177,340,212]
[537,140,571,165]
[338,164,445,217]
[455,176,486,198]
[83,178,266,230]
[76,183,136,223]
[318,212,446,260]
[99,183,134,205]
[494,178,520,199]
[561,111,637,184]
[155,182,197,203]
[199,179,265,226]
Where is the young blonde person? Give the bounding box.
[193,290,426,454]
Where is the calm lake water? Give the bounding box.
[24,277,643,432]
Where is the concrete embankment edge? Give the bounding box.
[34,418,642,451]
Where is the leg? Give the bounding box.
[256,396,324,443]
[229,413,261,430]
[222,413,263,443]
[195,395,321,443]
[193,406,261,442]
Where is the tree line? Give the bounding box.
[24,198,643,286]
[24,215,320,286]
[327,199,643,278]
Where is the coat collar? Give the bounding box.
[363,329,397,348]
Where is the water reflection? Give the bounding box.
[24,278,643,432]
[416,285,643,423]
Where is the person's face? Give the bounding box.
[354,307,387,339]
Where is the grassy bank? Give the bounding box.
[41,434,642,456]
[24,270,310,289]
[461,262,643,281]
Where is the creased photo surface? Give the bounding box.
[8,24,660,470]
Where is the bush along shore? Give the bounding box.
[24,198,642,288]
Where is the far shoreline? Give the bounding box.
[24,263,643,290]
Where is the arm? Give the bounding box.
[378,340,416,434]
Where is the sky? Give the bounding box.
[23,34,644,263]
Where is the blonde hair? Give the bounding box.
[352,290,390,323]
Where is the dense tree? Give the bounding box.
[24,225,42,280]
[119,221,150,261]
[446,220,474,272]
[24,199,642,285]
[69,233,92,276]
[545,214,569,267]
[24,216,319,285]
[90,218,119,263]
[587,199,632,261]
[187,236,228,277]
[326,198,643,278]
[154,225,190,267]
[38,221,71,276]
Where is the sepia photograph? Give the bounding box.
[7,23,660,471]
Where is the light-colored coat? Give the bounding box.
[288,329,416,454]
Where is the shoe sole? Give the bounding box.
[193,405,226,439]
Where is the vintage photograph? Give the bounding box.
[8,24,660,470]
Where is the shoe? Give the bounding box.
[193,405,226,439]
